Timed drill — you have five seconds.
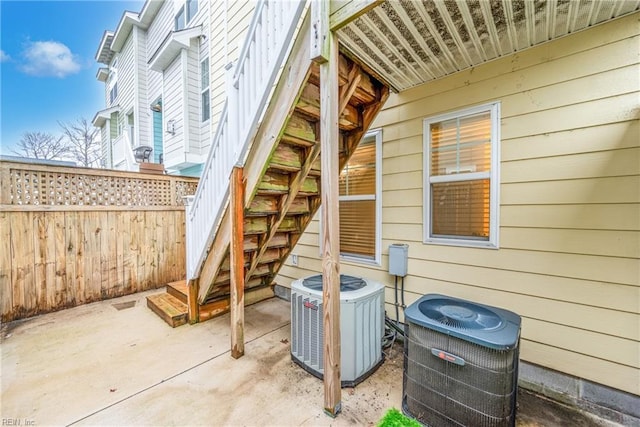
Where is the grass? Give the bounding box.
[378,408,421,427]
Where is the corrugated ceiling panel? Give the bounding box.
[338,0,639,92]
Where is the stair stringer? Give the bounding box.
[196,15,314,305]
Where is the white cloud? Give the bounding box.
[20,41,81,78]
[0,50,10,62]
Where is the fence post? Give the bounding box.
[170,177,177,206]
[0,163,11,205]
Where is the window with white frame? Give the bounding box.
[338,130,382,263]
[423,102,500,248]
[186,0,198,22]
[175,1,198,30]
[109,82,118,104]
[201,57,210,122]
[174,6,185,30]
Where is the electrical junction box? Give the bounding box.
[389,243,409,277]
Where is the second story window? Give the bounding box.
[175,6,185,30]
[109,82,118,104]
[187,0,198,22]
[175,1,197,30]
[201,57,210,122]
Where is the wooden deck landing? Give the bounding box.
[147,280,274,327]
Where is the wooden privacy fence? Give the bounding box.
[0,161,198,322]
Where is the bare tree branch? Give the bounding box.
[59,118,102,168]
[12,132,69,160]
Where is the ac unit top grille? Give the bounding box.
[406,294,521,350]
[302,274,366,292]
[421,299,503,331]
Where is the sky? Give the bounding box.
[0,0,144,155]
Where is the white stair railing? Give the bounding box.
[112,133,139,171]
[186,0,306,281]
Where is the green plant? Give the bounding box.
[377,408,421,427]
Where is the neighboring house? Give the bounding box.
[93,0,211,176]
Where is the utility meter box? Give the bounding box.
[389,243,409,277]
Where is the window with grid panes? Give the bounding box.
[201,57,210,122]
[423,102,500,248]
[339,132,380,261]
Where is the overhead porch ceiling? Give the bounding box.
[337,0,640,92]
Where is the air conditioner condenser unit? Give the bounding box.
[290,274,385,387]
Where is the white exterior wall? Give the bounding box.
[146,1,173,138]
[197,0,210,154]
[146,2,173,63]
[162,56,184,166]
[209,1,256,145]
[117,32,136,142]
[135,27,150,150]
[186,41,200,154]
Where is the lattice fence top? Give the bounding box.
[0,161,198,207]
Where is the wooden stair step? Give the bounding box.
[166,280,188,304]
[146,293,188,328]
[199,286,275,322]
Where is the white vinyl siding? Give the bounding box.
[186,45,200,153]
[162,57,184,166]
[146,2,174,63]
[135,27,149,150]
[209,2,255,134]
[117,32,135,142]
[275,13,640,396]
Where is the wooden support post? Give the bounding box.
[187,278,199,324]
[319,21,341,418]
[230,166,245,359]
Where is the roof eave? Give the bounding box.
[92,105,121,127]
[148,26,203,72]
[95,31,115,64]
[111,12,141,52]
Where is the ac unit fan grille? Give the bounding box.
[404,321,519,427]
[420,299,503,331]
[302,274,366,292]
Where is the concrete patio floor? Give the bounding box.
[1,291,621,426]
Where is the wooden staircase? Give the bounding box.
[147,7,389,327]
[195,41,389,308]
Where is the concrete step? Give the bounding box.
[166,280,188,304]
[146,293,188,328]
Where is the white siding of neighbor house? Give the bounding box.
[197,0,210,154]
[162,55,184,166]
[146,1,174,65]
[116,31,136,140]
[275,13,640,396]
[135,26,150,149]
[146,3,173,140]
[100,126,109,167]
[186,42,201,154]
[209,1,256,140]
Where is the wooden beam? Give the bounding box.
[329,0,383,31]
[187,278,199,324]
[310,0,329,63]
[338,64,361,115]
[320,28,341,418]
[230,167,245,359]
